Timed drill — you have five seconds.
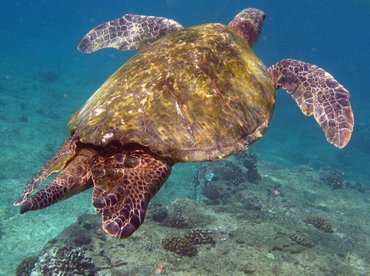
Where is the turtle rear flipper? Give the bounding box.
[92,151,171,238]
[14,136,78,206]
[268,59,354,148]
[78,14,183,53]
[19,148,95,213]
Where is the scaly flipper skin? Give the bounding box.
[19,148,96,213]
[16,139,172,238]
[268,59,354,148]
[91,150,172,238]
[228,8,265,46]
[14,136,78,206]
[78,14,183,53]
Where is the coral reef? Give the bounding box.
[162,236,198,257]
[77,213,100,231]
[164,198,214,228]
[16,256,39,276]
[289,233,312,247]
[235,151,261,183]
[305,216,334,233]
[162,212,189,228]
[193,160,248,204]
[271,236,308,254]
[162,228,214,257]
[232,191,262,211]
[63,222,93,247]
[185,228,215,246]
[150,204,169,223]
[8,148,368,276]
[319,167,344,189]
[345,181,369,193]
[202,180,224,204]
[17,247,95,275]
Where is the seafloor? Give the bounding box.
[1,2,369,274]
[6,152,370,275]
[0,56,369,275]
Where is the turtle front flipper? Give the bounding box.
[91,150,172,238]
[19,148,96,213]
[14,136,78,206]
[268,59,354,148]
[78,14,183,53]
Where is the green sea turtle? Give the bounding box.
[15,8,354,238]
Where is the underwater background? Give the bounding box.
[0,0,369,275]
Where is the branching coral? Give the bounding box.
[162,236,198,257]
[20,246,96,275]
[319,167,344,189]
[150,205,169,223]
[305,216,334,233]
[185,228,215,245]
[289,233,312,246]
[235,151,261,183]
[194,160,248,203]
[162,212,190,228]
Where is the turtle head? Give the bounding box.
[229,8,265,46]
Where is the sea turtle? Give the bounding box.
[15,8,354,238]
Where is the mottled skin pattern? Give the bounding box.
[18,139,172,238]
[14,136,78,206]
[78,14,183,53]
[269,59,353,148]
[15,8,354,239]
[228,8,265,46]
[91,148,171,238]
[20,146,94,213]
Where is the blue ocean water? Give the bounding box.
[0,0,369,274]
